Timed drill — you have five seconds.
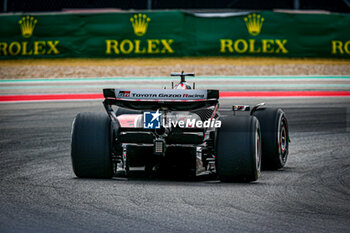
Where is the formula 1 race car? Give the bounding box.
[71,72,289,182]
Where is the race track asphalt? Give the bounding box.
[0,98,349,233]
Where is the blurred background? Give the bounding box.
[1,0,350,13]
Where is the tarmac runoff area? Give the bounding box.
[0,58,349,232]
[0,97,349,232]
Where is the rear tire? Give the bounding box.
[253,108,289,170]
[215,115,261,182]
[71,112,113,178]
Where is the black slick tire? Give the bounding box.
[215,115,261,182]
[71,112,113,178]
[253,108,289,170]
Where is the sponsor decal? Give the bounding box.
[244,13,264,36]
[143,110,161,129]
[117,91,131,97]
[130,13,151,36]
[332,40,350,55]
[220,13,288,55]
[114,89,207,100]
[19,16,37,38]
[0,16,60,57]
[105,14,174,55]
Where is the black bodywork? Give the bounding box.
[102,88,221,176]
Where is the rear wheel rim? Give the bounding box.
[278,117,288,164]
[281,126,287,153]
[255,122,262,174]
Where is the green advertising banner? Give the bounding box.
[0,10,349,59]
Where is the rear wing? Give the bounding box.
[103,88,219,111]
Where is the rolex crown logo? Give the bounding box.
[244,13,264,36]
[130,13,151,36]
[18,16,37,38]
